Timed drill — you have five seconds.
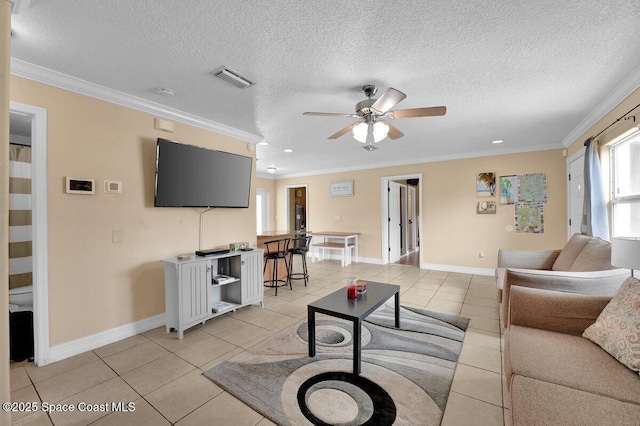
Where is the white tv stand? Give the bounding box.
[162,249,264,339]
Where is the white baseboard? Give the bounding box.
[421,263,495,276]
[48,313,165,364]
[310,253,384,265]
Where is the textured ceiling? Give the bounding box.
[10,0,640,177]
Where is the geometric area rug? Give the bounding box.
[203,302,469,425]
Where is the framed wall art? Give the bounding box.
[330,180,354,197]
[477,201,497,214]
[476,172,496,197]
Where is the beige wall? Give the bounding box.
[275,149,568,269]
[2,1,11,420]
[10,76,257,346]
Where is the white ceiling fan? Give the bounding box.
[304,85,446,150]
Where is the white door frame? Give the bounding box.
[256,188,269,234]
[10,101,50,366]
[284,184,309,233]
[388,181,402,263]
[381,173,423,265]
[399,183,408,256]
[407,185,417,251]
[567,148,585,240]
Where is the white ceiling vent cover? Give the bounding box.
[211,67,254,89]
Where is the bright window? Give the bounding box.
[610,130,640,237]
[256,189,268,235]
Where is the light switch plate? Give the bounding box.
[112,230,123,243]
[104,180,122,193]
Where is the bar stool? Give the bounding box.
[263,238,291,296]
[287,235,313,287]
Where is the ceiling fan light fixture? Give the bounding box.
[352,121,389,143]
[352,123,369,143]
[373,121,389,142]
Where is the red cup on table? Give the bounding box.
[347,285,358,298]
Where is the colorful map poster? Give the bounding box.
[499,175,518,205]
[515,202,544,233]
[518,173,547,202]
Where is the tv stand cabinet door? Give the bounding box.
[179,260,210,328]
[241,251,263,305]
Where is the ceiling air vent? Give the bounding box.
[211,67,254,89]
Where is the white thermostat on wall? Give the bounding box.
[66,177,95,194]
[104,180,123,194]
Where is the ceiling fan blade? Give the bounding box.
[388,106,447,118]
[370,88,407,114]
[304,112,358,118]
[328,122,359,139]
[381,121,404,140]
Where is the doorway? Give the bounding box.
[256,189,269,234]
[9,102,49,366]
[381,174,422,266]
[285,185,309,234]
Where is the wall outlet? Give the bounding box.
[112,230,123,243]
[154,117,174,133]
[334,215,341,221]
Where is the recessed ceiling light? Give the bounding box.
[258,141,269,146]
[284,149,293,153]
[266,167,276,173]
[492,140,504,144]
[157,88,175,97]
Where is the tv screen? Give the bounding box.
[154,138,253,208]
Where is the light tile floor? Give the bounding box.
[10,260,508,425]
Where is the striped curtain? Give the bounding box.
[9,144,33,289]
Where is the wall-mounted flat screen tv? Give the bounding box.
[154,138,253,208]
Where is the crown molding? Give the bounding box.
[267,141,563,179]
[561,63,640,147]
[10,58,264,144]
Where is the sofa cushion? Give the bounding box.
[506,325,640,404]
[510,376,640,426]
[570,237,615,271]
[495,267,506,303]
[552,233,592,271]
[583,277,640,374]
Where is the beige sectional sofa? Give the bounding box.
[496,233,629,326]
[505,286,640,425]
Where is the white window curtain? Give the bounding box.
[581,137,610,240]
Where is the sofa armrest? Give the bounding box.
[499,268,629,325]
[508,286,612,335]
[497,249,561,269]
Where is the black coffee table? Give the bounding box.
[307,281,400,375]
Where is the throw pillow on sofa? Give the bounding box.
[583,276,640,375]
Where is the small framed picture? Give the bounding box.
[476,172,496,197]
[477,201,496,214]
[330,180,354,197]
